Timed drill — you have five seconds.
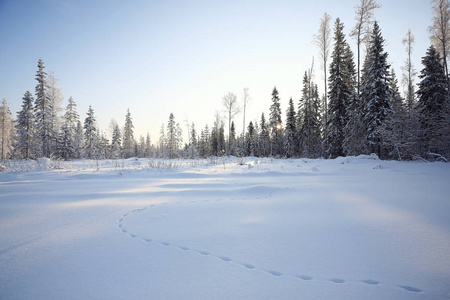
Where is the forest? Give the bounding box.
[1,0,449,162]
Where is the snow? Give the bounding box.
[1,157,449,299]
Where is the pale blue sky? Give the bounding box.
[0,0,431,142]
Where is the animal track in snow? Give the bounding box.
[116,184,424,295]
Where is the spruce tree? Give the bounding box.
[360,21,392,157]
[122,109,135,158]
[34,58,53,158]
[269,87,283,156]
[327,19,354,158]
[284,97,297,157]
[259,113,270,157]
[57,97,79,160]
[110,124,122,158]
[83,105,98,159]
[416,45,449,157]
[14,92,35,159]
[0,99,14,160]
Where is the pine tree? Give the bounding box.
[34,58,53,158]
[269,87,283,156]
[360,21,392,157]
[83,105,98,159]
[284,97,297,157]
[327,19,354,158]
[122,109,135,158]
[0,99,14,160]
[416,45,449,157]
[14,92,35,159]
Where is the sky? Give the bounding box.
[0,0,432,143]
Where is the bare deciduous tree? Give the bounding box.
[223,92,240,153]
[429,0,450,81]
[402,29,417,120]
[313,12,332,145]
[242,87,250,136]
[350,0,381,94]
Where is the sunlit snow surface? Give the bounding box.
[1,156,449,299]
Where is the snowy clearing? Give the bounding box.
[0,156,449,299]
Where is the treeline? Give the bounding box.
[1,0,450,161]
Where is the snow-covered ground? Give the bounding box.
[0,156,449,299]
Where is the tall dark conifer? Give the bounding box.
[327,19,354,158]
[416,45,448,156]
[360,21,392,157]
[14,91,35,159]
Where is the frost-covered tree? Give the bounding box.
[110,121,122,158]
[284,97,297,157]
[145,133,152,158]
[14,92,35,159]
[0,99,14,160]
[83,105,98,159]
[298,73,322,158]
[360,21,392,157]
[258,113,270,157]
[166,113,179,159]
[57,97,79,160]
[199,125,211,158]
[327,19,354,158]
[416,45,449,157]
[122,109,135,158]
[269,87,283,156]
[74,120,84,158]
[34,58,54,158]
[46,71,64,152]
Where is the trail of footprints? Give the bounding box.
[116,185,423,295]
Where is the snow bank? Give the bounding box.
[0,157,449,299]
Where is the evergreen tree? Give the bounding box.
[83,105,98,159]
[298,73,322,158]
[46,71,64,153]
[245,121,256,156]
[122,109,135,158]
[0,99,14,160]
[360,21,392,157]
[383,69,408,159]
[145,133,152,158]
[341,43,362,156]
[327,19,354,158]
[258,113,270,157]
[229,121,236,155]
[73,120,83,158]
[14,92,35,159]
[34,58,53,158]
[166,113,179,159]
[57,97,79,160]
[416,45,449,157]
[158,123,167,158]
[284,97,297,157]
[110,123,122,158]
[269,87,283,156]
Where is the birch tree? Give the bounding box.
[350,0,381,95]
